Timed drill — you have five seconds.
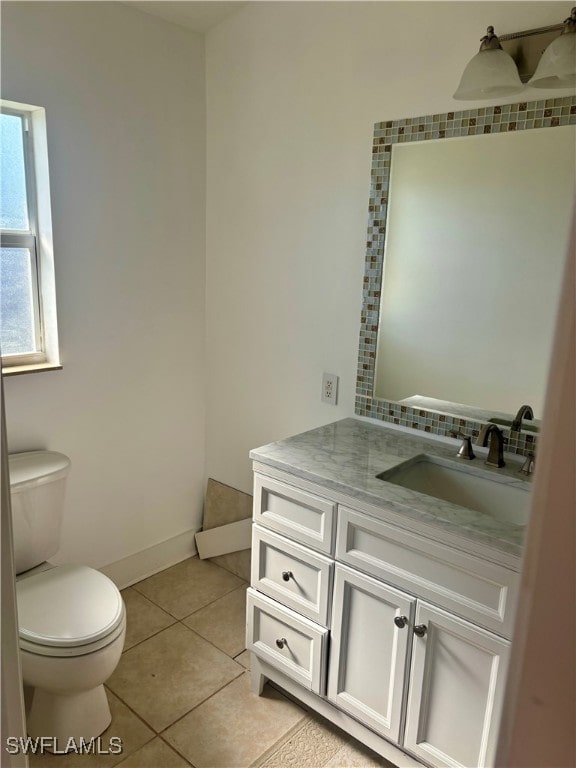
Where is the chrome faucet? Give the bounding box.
[477,424,506,468]
[511,404,534,432]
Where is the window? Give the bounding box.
[0,100,60,373]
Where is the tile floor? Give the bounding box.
[29,556,392,768]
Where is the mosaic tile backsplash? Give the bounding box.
[355,96,576,457]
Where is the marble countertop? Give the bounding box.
[250,418,531,566]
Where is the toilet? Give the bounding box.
[9,451,126,750]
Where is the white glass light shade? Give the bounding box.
[453,49,524,100]
[528,32,576,88]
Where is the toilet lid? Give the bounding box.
[17,564,124,649]
[9,450,71,489]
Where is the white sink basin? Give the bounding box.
[377,456,530,527]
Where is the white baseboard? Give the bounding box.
[100,529,198,590]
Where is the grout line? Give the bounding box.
[130,580,247,621]
[177,582,249,622]
[233,649,250,667]
[105,685,161,736]
[121,619,178,655]
[109,558,252,761]
[112,731,157,768]
[120,588,175,620]
[176,620,247,662]
[120,613,247,663]
[158,670,249,735]
[108,643,244,736]
[156,733,199,767]
[118,624,174,655]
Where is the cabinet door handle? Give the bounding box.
[394,615,408,629]
[275,637,288,649]
[413,624,427,637]
[281,571,293,582]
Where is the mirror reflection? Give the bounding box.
[372,122,575,421]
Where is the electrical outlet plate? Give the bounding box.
[321,373,338,405]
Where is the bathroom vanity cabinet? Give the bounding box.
[246,420,525,768]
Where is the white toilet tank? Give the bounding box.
[9,451,71,574]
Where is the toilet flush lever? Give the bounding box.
[281,571,293,582]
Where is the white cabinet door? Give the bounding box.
[404,602,510,768]
[327,564,415,742]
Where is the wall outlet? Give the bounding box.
[321,373,338,405]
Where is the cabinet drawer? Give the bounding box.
[246,588,329,695]
[336,507,519,637]
[251,526,333,625]
[253,474,335,554]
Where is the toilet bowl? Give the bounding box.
[9,452,126,751]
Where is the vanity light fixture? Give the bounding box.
[454,8,576,100]
[453,26,524,100]
[528,7,576,88]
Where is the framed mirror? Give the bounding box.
[355,96,576,452]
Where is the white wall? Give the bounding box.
[2,2,206,570]
[205,1,570,494]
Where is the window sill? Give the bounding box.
[2,362,63,377]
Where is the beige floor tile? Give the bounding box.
[116,737,190,767]
[182,585,247,657]
[133,557,244,619]
[211,548,251,582]
[234,650,251,669]
[121,588,176,651]
[28,691,154,768]
[163,673,307,768]
[107,623,243,732]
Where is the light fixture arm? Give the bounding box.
[560,7,576,34]
[479,26,504,52]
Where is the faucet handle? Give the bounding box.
[519,453,535,475]
[450,430,476,460]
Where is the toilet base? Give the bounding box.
[27,684,112,752]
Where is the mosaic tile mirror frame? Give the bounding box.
[355,95,576,457]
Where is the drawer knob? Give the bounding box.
[394,615,408,629]
[275,637,288,649]
[414,624,428,637]
[281,571,293,582]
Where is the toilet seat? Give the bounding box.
[17,564,125,658]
